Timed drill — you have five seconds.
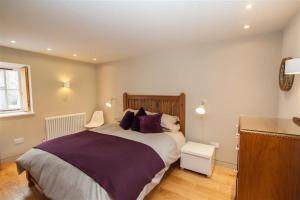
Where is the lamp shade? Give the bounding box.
[63,81,70,88]
[195,100,206,115]
[195,105,206,115]
[105,98,114,108]
[285,58,300,75]
[105,101,112,108]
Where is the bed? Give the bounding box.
[16,93,186,200]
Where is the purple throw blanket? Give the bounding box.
[35,131,165,200]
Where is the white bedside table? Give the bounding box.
[180,141,215,177]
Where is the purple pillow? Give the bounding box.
[120,111,134,130]
[131,107,147,131]
[139,114,163,133]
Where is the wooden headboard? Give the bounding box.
[123,93,185,135]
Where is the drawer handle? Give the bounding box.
[235,146,239,151]
[235,133,240,138]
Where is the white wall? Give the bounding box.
[278,11,300,118]
[97,33,282,167]
[0,47,97,162]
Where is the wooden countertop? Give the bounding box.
[239,116,300,137]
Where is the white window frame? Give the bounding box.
[0,67,22,112]
[0,62,34,118]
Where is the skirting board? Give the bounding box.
[215,159,237,169]
[0,154,21,165]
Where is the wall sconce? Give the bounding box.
[195,100,206,115]
[279,57,298,91]
[63,81,70,88]
[285,58,300,125]
[105,98,115,108]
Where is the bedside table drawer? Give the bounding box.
[180,152,215,177]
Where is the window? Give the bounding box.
[0,62,33,117]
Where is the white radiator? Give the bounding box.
[45,112,86,140]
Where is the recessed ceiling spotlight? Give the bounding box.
[73,54,77,57]
[243,25,250,29]
[10,40,16,44]
[47,48,52,51]
[245,4,253,9]
[93,58,97,61]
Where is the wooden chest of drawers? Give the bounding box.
[236,116,300,200]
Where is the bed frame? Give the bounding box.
[123,92,186,134]
[26,92,186,190]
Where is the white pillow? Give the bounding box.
[115,108,138,122]
[161,113,180,132]
[123,108,138,115]
[147,111,180,132]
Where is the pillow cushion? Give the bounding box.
[146,111,180,132]
[119,111,134,130]
[123,108,138,116]
[164,123,180,132]
[161,114,180,132]
[131,107,147,131]
[139,114,163,133]
[116,108,138,123]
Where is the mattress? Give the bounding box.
[16,123,185,200]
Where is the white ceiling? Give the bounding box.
[0,0,299,64]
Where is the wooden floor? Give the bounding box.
[0,162,236,200]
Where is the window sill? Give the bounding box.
[0,111,35,118]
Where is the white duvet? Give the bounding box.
[16,123,185,200]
